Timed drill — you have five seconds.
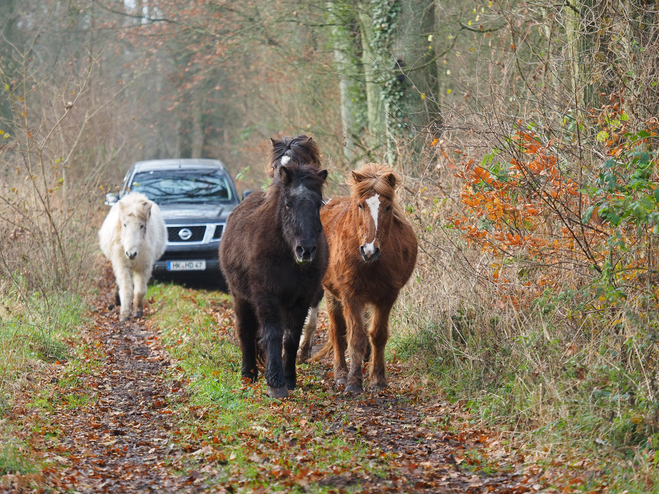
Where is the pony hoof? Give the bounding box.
[335,377,347,386]
[133,310,144,319]
[267,386,289,399]
[119,314,130,322]
[344,384,363,395]
[371,383,387,392]
[297,350,310,363]
[241,375,257,385]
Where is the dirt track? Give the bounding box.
[1,272,543,493]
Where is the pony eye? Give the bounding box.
[123,223,127,227]
[358,203,363,210]
[386,205,392,212]
[285,202,292,209]
[140,225,144,229]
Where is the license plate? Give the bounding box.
[166,260,206,271]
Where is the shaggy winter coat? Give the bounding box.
[99,192,167,322]
[299,164,418,394]
[220,136,328,399]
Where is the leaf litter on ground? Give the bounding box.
[0,267,608,493]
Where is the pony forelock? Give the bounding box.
[348,164,399,199]
[118,193,152,223]
[348,163,405,219]
[267,135,322,177]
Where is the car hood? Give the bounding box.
[158,203,234,223]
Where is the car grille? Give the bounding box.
[213,224,223,239]
[168,226,206,242]
[160,250,218,260]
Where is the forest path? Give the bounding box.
[2,272,196,493]
[2,271,547,493]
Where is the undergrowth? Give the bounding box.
[0,286,89,477]
[0,435,35,476]
[0,288,88,413]
[390,280,659,492]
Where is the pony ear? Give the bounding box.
[279,165,293,184]
[351,171,364,183]
[317,169,328,181]
[142,201,152,220]
[270,137,279,147]
[385,173,397,188]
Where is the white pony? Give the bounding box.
[99,192,167,322]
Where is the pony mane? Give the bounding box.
[348,163,404,217]
[267,135,322,177]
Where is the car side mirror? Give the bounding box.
[242,190,253,201]
[105,193,119,206]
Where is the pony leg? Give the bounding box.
[368,300,395,390]
[344,299,368,394]
[254,298,288,398]
[283,304,310,390]
[297,306,318,363]
[234,297,259,383]
[298,287,324,362]
[115,265,133,322]
[326,293,348,386]
[132,270,148,318]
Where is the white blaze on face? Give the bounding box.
[363,193,380,255]
[280,155,291,165]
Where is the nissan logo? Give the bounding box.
[178,228,193,241]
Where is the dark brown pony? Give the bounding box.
[219,137,328,399]
[299,163,417,394]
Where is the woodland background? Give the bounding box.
[1,0,659,488]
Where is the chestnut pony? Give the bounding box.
[299,164,417,394]
[220,136,328,399]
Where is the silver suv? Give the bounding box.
[106,159,242,282]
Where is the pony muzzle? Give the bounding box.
[295,244,317,265]
[360,244,381,262]
[125,250,138,260]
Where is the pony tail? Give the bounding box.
[309,339,333,362]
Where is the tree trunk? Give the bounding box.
[566,0,584,108]
[358,4,386,152]
[393,0,441,137]
[191,99,205,159]
[566,0,596,111]
[327,1,360,162]
[337,52,356,162]
[0,0,18,129]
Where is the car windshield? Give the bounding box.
[128,169,233,204]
